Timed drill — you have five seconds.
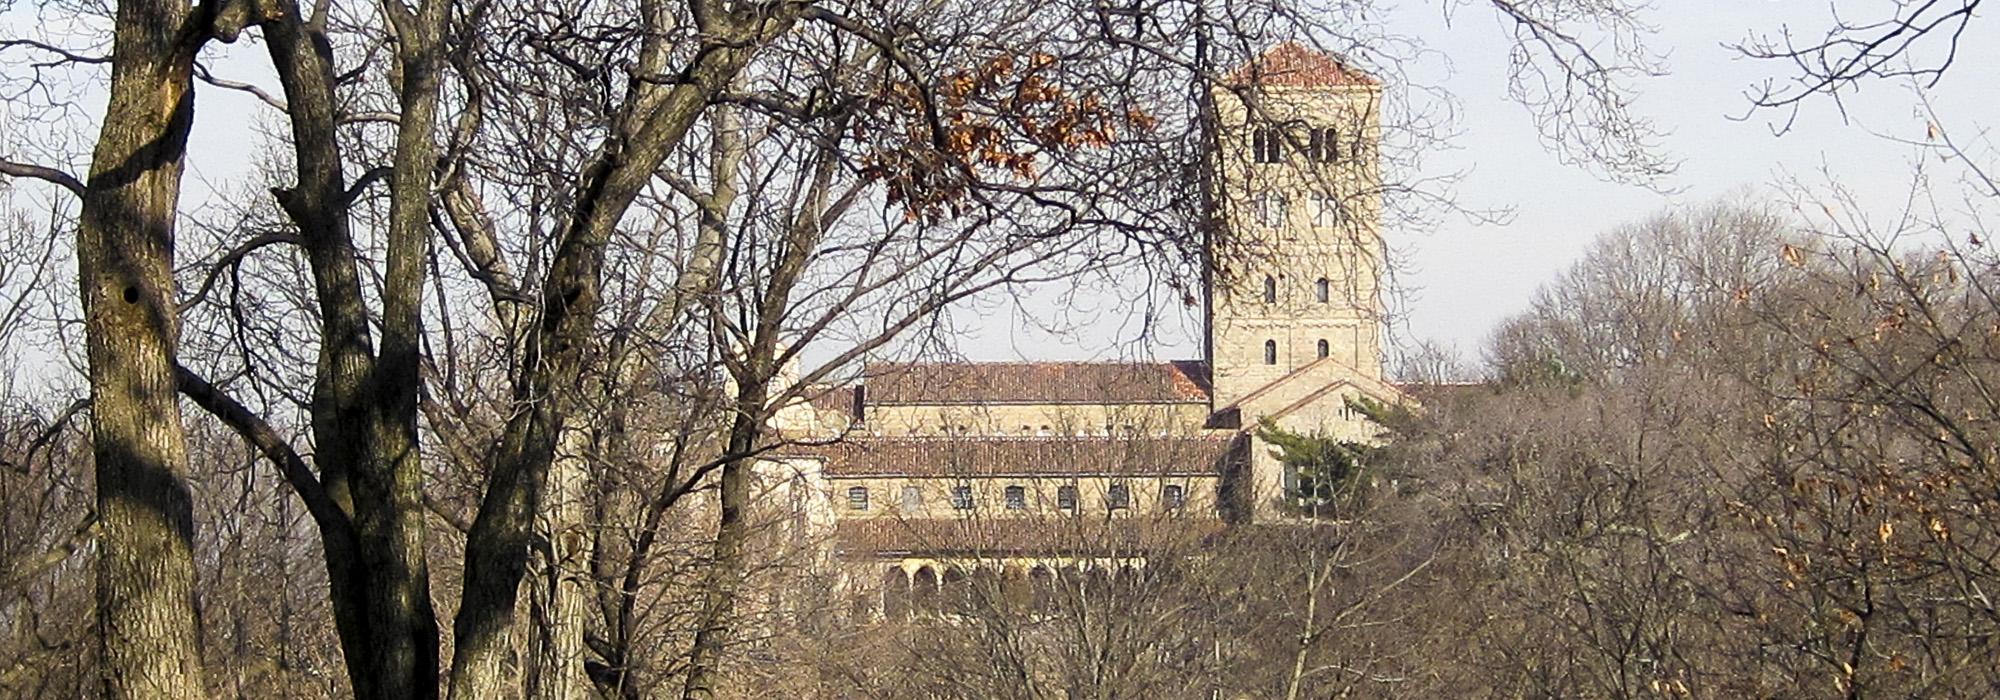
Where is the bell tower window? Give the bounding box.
[1263,340,1278,365]
[1312,193,1344,228]
[1261,275,1277,304]
[1255,192,1288,228]
[1308,127,1340,163]
[1314,277,1330,304]
[1317,339,1330,358]
[1251,127,1284,163]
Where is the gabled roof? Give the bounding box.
[791,435,1241,478]
[1218,355,1409,416]
[1230,41,1378,89]
[864,361,1211,405]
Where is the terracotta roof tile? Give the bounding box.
[865,360,1210,405]
[789,435,1242,477]
[804,385,860,420]
[1230,41,1377,88]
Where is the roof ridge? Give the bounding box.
[1265,379,1357,422]
[1231,41,1378,88]
[1220,357,1410,416]
[1219,355,1339,412]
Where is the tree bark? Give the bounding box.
[252,1,445,695]
[678,408,762,700]
[680,128,834,700]
[446,13,791,694]
[351,1,451,696]
[527,426,594,700]
[78,1,207,697]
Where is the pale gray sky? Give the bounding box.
[955,2,2000,367]
[14,2,2000,376]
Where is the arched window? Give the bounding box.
[1309,127,1339,163]
[1317,339,1330,359]
[1255,192,1288,228]
[1263,340,1278,365]
[1312,193,1343,227]
[1261,275,1277,304]
[1251,127,1284,163]
[1315,277,1330,303]
[847,487,870,511]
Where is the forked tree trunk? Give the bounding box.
[252,0,446,694]
[78,1,207,697]
[258,6,396,695]
[447,26,785,696]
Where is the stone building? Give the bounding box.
[760,42,1411,617]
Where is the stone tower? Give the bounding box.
[1206,43,1386,411]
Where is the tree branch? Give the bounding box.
[0,398,87,474]
[0,159,85,198]
[174,364,354,535]
[0,515,99,593]
[178,232,304,313]
[194,60,290,112]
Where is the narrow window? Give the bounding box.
[1163,485,1186,509]
[1314,277,1330,303]
[951,485,974,510]
[1317,339,1330,358]
[1005,485,1026,510]
[1264,340,1278,365]
[1251,127,1284,163]
[1106,483,1131,510]
[1256,192,1288,228]
[1261,275,1277,304]
[848,486,870,511]
[1314,193,1343,227]
[1057,485,1078,511]
[1308,127,1339,163]
[901,485,922,511]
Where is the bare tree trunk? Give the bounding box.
[679,401,763,700]
[680,127,830,700]
[256,4,407,696]
[1280,558,1325,700]
[78,2,210,697]
[447,18,787,694]
[241,0,448,695]
[527,426,593,700]
[352,0,451,695]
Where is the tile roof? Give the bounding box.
[833,517,1226,557]
[803,385,860,420]
[790,435,1241,477]
[864,360,1210,405]
[1230,41,1378,88]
